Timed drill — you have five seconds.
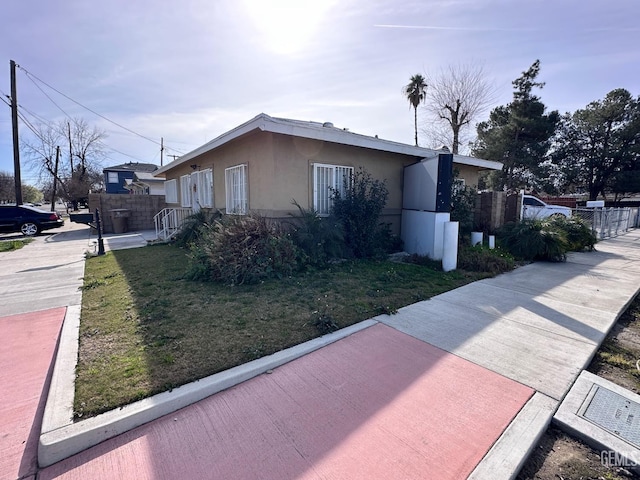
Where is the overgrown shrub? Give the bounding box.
[375,222,404,255]
[498,219,568,262]
[173,209,221,248]
[498,214,597,263]
[288,200,345,267]
[331,167,391,258]
[544,215,597,252]
[450,176,478,236]
[457,245,515,274]
[183,238,213,281]
[187,213,301,285]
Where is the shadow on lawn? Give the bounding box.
[77,244,492,418]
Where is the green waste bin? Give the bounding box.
[109,209,130,233]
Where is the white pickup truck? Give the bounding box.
[521,194,572,220]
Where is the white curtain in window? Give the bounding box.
[164,179,178,204]
[225,165,247,214]
[180,175,191,207]
[197,169,213,208]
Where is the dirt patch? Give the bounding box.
[517,296,640,480]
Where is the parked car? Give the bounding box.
[521,195,572,220]
[0,204,64,236]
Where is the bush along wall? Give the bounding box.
[497,216,597,262]
[185,213,302,285]
[182,168,402,284]
[330,167,397,259]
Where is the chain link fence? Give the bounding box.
[573,207,640,239]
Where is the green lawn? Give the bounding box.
[0,238,32,252]
[75,244,493,419]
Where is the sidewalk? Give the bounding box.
[1,226,639,479]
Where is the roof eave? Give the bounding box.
[154,113,501,175]
[154,114,271,176]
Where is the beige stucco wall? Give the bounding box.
[162,132,417,231]
[454,164,481,188]
[160,131,490,233]
[453,163,479,187]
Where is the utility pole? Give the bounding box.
[50,146,60,212]
[160,137,164,166]
[10,60,23,205]
[67,121,73,172]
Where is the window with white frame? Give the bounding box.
[225,164,247,215]
[164,179,178,204]
[313,163,353,215]
[196,168,213,208]
[107,172,119,183]
[180,174,191,207]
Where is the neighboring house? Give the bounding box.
[123,171,166,195]
[154,113,502,256]
[103,163,160,194]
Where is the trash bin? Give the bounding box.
[109,209,130,233]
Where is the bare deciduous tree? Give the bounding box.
[423,63,496,154]
[22,118,106,207]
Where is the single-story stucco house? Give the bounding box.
[153,113,502,257]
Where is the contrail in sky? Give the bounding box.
[374,24,640,32]
[374,24,535,31]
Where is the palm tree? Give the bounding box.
[403,74,428,146]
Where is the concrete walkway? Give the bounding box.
[0,225,638,479]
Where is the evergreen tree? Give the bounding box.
[553,88,640,200]
[472,60,559,190]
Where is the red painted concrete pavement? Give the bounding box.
[0,307,65,480]
[40,324,532,480]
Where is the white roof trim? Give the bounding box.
[155,113,502,175]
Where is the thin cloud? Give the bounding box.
[374,24,640,32]
[374,24,536,32]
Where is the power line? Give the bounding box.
[16,110,46,142]
[17,101,153,164]
[18,103,56,128]
[18,65,185,155]
[0,94,11,108]
[23,72,73,119]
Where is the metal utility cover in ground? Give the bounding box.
[580,385,640,448]
[554,370,640,469]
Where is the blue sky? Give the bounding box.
[1,0,639,186]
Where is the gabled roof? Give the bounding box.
[104,162,159,173]
[133,171,164,183]
[155,113,502,175]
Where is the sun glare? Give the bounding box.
[242,0,336,55]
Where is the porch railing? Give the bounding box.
[154,207,193,241]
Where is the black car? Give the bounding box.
[0,204,64,236]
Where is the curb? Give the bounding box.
[38,317,378,467]
[468,392,558,480]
